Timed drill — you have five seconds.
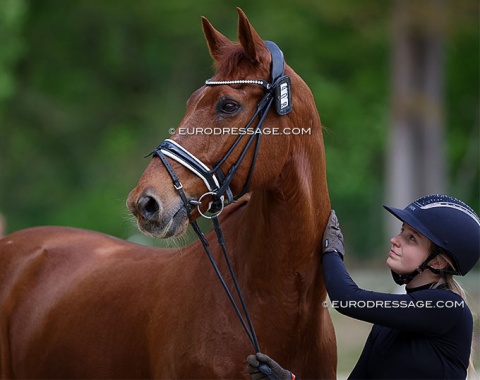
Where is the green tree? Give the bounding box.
[0,1,477,259]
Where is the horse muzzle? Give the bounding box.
[127,191,189,238]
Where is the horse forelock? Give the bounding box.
[212,43,271,81]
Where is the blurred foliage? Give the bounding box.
[0,0,27,109]
[0,0,478,259]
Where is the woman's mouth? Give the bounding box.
[389,249,400,258]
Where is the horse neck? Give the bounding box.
[233,129,331,299]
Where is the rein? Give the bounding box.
[149,41,291,357]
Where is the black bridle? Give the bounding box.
[148,41,291,360]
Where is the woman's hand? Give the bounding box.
[246,352,293,380]
[323,210,345,258]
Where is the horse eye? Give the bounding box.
[218,99,240,115]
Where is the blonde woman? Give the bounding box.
[247,194,479,380]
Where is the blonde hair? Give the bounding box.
[433,253,466,297]
[431,251,476,378]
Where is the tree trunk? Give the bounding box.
[386,0,447,235]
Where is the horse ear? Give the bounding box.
[201,16,233,62]
[237,7,264,63]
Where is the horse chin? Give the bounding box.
[137,208,189,239]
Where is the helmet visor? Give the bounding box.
[383,205,433,242]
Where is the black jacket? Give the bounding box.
[322,252,472,379]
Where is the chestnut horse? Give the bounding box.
[0,9,336,379]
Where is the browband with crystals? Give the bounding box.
[205,79,271,89]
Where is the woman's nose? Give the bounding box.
[390,234,400,246]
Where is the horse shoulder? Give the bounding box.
[0,226,184,378]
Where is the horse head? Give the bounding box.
[127,8,322,239]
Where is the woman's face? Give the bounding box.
[387,223,432,274]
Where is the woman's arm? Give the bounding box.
[322,251,464,334]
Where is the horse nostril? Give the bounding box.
[138,196,160,219]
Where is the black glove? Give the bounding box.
[322,210,345,258]
[246,353,293,380]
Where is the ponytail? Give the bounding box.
[432,252,476,379]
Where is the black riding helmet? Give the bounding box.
[383,194,480,284]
